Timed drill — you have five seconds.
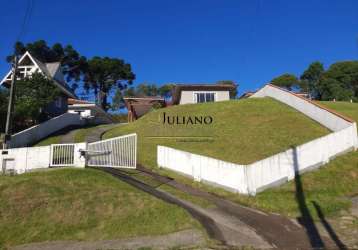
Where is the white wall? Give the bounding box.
[157,84,358,195]
[158,146,248,194]
[252,84,353,132]
[0,143,87,174]
[9,113,84,148]
[179,90,230,104]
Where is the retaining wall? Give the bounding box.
[157,84,358,195]
[10,113,84,148]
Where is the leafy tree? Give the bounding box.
[136,83,158,96]
[300,62,324,98]
[316,77,353,101]
[271,74,300,91]
[216,80,238,98]
[13,73,61,131]
[158,84,175,98]
[83,56,135,111]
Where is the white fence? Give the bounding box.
[0,143,86,174]
[87,133,137,168]
[0,134,137,174]
[9,113,84,148]
[157,85,358,195]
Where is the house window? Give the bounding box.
[55,98,62,108]
[194,92,216,103]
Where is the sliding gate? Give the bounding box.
[86,133,137,168]
[49,133,137,168]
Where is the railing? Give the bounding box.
[50,144,76,166]
[87,133,137,168]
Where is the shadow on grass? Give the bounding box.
[292,147,347,250]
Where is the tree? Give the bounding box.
[0,88,8,132]
[300,62,324,98]
[271,74,300,91]
[13,73,61,131]
[159,84,175,98]
[216,80,238,98]
[316,77,353,101]
[83,56,135,111]
[136,83,158,96]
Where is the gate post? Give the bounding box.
[74,142,87,168]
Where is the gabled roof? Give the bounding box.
[123,96,166,119]
[0,51,76,98]
[172,83,236,104]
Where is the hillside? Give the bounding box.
[0,168,200,248]
[104,98,330,166]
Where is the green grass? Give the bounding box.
[319,101,358,125]
[73,124,110,142]
[162,150,358,220]
[0,168,201,249]
[35,134,61,146]
[34,124,110,146]
[104,98,329,166]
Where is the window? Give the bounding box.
[194,92,215,103]
[55,98,62,108]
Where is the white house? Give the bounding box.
[67,98,113,124]
[171,83,236,105]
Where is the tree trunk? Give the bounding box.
[101,92,108,111]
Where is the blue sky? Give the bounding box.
[1,0,358,97]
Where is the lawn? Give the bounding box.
[319,101,358,125]
[160,150,358,220]
[0,168,201,249]
[35,124,111,146]
[102,98,358,220]
[104,97,330,166]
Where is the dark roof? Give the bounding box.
[172,83,236,104]
[239,91,256,99]
[68,98,94,105]
[123,97,166,119]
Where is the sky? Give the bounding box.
[1,0,358,98]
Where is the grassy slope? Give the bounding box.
[153,101,358,219]
[165,151,358,219]
[35,124,110,146]
[319,101,358,125]
[0,168,200,248]
[104,98,329,166]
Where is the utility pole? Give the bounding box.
[3,55,18,149]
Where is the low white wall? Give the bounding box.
[158,146,249,194]
[0,143,87,174]
[157,84,358,195]
[10,113,84,148]
[251,84,353,132]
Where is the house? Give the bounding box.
[171,83,236,105]
[0,51,76,118]
[67,98,114,124]
[123,96,165,122]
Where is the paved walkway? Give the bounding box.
[12,229,204,250]
[99,165,339,249]
[85,124,118,143]
[59,129,78,143]
[56,124,119,144]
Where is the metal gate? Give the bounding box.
[87,133,137,168]
[50,144,76,167]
